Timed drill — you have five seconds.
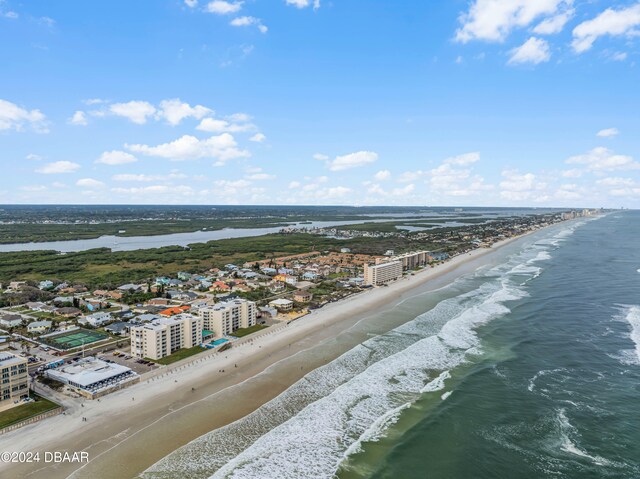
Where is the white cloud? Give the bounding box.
[374,170,391,181]
[0,99,48,133]
[554,183,582,200]
[398,170,426,183]
[230,16,267,33]
[566,147,639,172]
[596,127,619,138]
[96,150,138,166]
[288,181,301,189]
[76,178,105,188]
[499,169,544,201]
[313,153,329,162]
[185,0,198,8]
[36,161,80,174]
[112,185,195,197]
[327,151,378,171]
[26,153,43,161]
[532,8,574,34]
[196,117,254,133]
[508,37,551,65]
[157,99,211,126]
[324,186,351,198]
[610,51,628,62]
[561,168,582,178]
[205,1,242,15]
[213,179,253,196]
[246,173,275,180]
[111,172,187,182]
[596,176,634,187]
[286,0,319,9]
[68,110,88,126]
[127,133,250,164]
[455,0,570,43]
[249,133,266,142]
[109,101,157,124]
[572,4,640,53]
[227,112,251,122]
[444,152,480,166]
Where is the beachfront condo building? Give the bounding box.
[0,352,29,411]
[198,299,257,337]
[364,261,403,286]
[130,313,203,360]
[384,251,432,270]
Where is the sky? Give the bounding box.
[1,0,639,207]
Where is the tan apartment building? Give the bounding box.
[198,299,257,337]
[364,260,403,286]
[0,352,29,411]
[382,251,432,270]
[130,313,203,360]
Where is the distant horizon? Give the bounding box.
[0,203,618,209]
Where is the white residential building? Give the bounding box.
[130,313,203,360]
[27,320,52,334]
[364,261,403,286]
[198,299,256,337]
[0,353,29,411]
[385,251,432,270]
[269,298,294,311]
[82,312,113,327]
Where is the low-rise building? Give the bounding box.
[198,299,257,337]
[44,356,138,398]
[81,312,113,327]
[27,320,52,334]
[293,290,313,303]
[130,313,203,360]
[269,298,294,311]
[363,261,402,286]
[0,352,29,411]
[38,280,54,290]
[0,314,23,328]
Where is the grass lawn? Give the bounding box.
[0,394,60,430]
[151,346,207,365]
[232,324,269,338]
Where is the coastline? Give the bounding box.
[0,230,540,479]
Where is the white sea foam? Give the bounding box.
[556,409,610,466]
[143,236,552,479]
[420,370,450,393]
[619,305,640,364]
[343,401,411,457]
[441,391,452,401]
[207,279,528,479]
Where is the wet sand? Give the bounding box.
[0,235,529,479]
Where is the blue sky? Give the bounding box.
[1,0,639,207]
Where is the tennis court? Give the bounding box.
[41,328,109,350]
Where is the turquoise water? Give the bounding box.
[142,211,640,479]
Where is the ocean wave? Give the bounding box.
[143,240,547,479]
[420,370,450,393]
[616,305,640,365]
[556,409,610,466]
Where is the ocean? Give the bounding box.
[141,211,640,479]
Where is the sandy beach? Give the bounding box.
[0,233,532,479]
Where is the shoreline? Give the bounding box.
[0,230,542,479]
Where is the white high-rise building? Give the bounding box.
[198,299,257,337]
[0,353,29,411]
[364,260,402,286]
[130,313,203,360]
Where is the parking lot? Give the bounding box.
[96,350,159,374]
